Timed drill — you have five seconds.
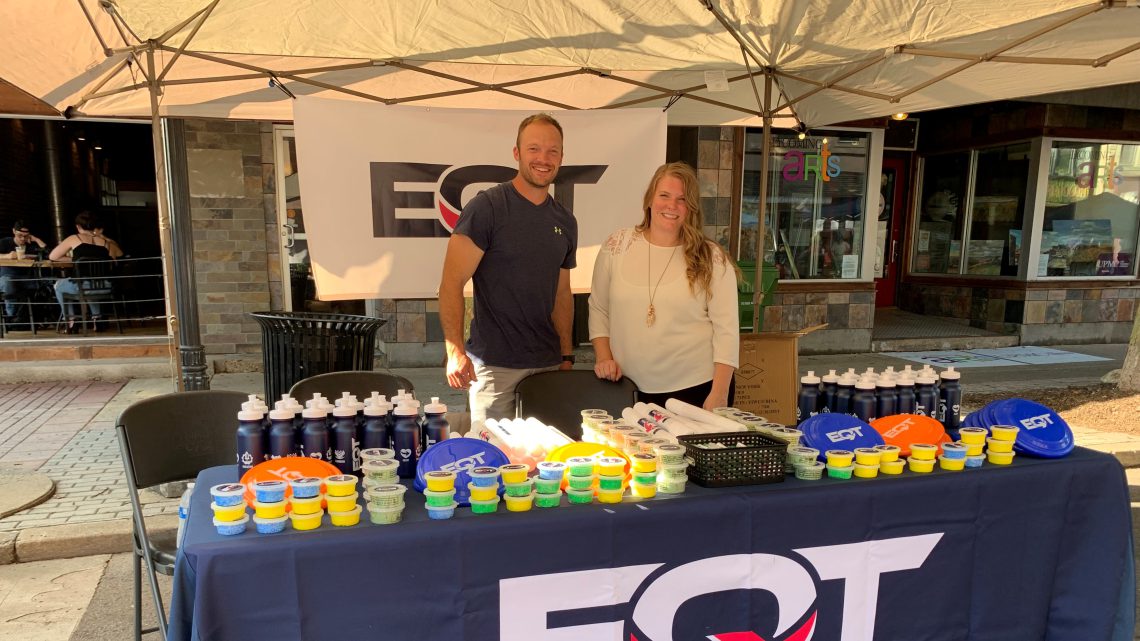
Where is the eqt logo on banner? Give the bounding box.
[370,162,607,238]
[499,533,942,641]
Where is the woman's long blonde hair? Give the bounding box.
[635,162,732,298]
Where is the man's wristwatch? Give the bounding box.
[561,354,575,364]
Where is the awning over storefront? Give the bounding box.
[0,0,1138,128]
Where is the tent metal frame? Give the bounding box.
[62,0,1140,385]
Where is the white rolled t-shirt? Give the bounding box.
[588,227,739,394]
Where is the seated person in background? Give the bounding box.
[50,212,124,333]
[0,220,48,323]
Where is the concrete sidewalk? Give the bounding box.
[0,343,1136,567]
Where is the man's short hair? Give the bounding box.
[515,113,564,148]
[11,220,29,233]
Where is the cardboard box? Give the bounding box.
[734,324,825,426]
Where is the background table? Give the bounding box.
[169,448,1134,641]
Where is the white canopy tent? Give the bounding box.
[0,0,1138,388]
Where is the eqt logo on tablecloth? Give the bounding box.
[499,533,942,641]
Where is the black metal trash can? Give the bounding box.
[250,311,386,402]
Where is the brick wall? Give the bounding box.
[185,119,281,354]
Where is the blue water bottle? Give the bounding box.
[834,373,857,416]
[362,396,392,450]
[267,403,297,459]
[796,371,821,425]
[820,370,840,413]
[422,397,451,451]
[392,402,422,479]
[235,401,266,479]
[876,376,898,418]
[852,378,877,423]
[939,367,963,437]
[914,373,938,417]
[895,375,917,415]
[331,404,361,476]
[300,404,331,461]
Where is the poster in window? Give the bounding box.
[966,240,1004,275]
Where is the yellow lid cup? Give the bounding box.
[907,456,935,473]
[630,453,658,473]
[909,443,938,461]
[503,492,535,512]
[853,463,879,478]
[629,482,657,498]
[958,427,988,445]
[324,475,359,497]
[252,499,287,519]
[211,501,248,522]
[289,509,323,530]
[424,470,457,492]
[989,425,1020,442]
[597,457,626,477]
[467,482,500,502]
[964,441,985,456]
[986,437,1014,453]
[499,464,530,485]
[329,504,362,527]
[596,487,624,504]
[854,448,882,466]
[324,492,358,513]
[880,459,905,475]
[289,495,323,515]
[938,455,965,471]
[825,450,854,467]
[873,444,901,463]
[987,450,1016,465]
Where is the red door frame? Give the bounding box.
[875,155,910,307]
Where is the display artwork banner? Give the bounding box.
[293,98,667,299]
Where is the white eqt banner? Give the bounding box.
[294,98,666,299]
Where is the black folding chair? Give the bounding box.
[57,256,123,335]
[288,370,414,405]
[116,390,248,641]
[514,370,639,440]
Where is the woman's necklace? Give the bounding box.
[646,241,679,327]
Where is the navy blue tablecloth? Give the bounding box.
[168,448,1134,641]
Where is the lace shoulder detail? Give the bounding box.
[602,227,639,255]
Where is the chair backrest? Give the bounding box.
[288,371,415,404]
[73,256,114,279]
[514,370,638,440]
[117,390,249,489]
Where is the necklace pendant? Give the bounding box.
[646,304,656,327]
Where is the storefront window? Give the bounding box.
[1039,141,1140,277]
[740,130,870,279]
[966,143,1030,276]
[912,153,969,274]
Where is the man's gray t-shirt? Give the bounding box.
[453,182,577,369]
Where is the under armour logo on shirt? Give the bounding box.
[553,226,563,235]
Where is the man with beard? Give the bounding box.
[439,114,577,427]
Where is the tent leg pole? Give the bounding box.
[750,71,772,334]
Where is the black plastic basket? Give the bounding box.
[250,311,386,402]
[676,431,786,487]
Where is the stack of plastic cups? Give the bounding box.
[609,424,637,452]
[210,483,250,535]
[654,444,689,494]
[623,431,649,457]
[853,447,881,479]
[939,442,968,471]
[531,461,564,508]
[365,483,407,524]
[986,425,1019,465]
[468,467,503,514]
[958,427,988,468]
[361,457,399,495]
[596,419,622,448]
[907,443,938,473]
[580,410,611,444]
[640,437,672,454]
[565,456,597,505]
[765,427,803,473]
[825,449,854,479]
[423,471,458,520]
[595,457,626,503]
[288,477,324,531]
[247,480,288,533]
[628,453,658,497]
[787,446,823,481]
[323,475,362,526]
[875,444,904,475]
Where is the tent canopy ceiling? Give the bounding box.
[0,0,1138,126]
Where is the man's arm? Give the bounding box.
[439,233,484,389]
[552,268,574,370]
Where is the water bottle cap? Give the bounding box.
[895,375,915,386]
[821,369,840,383]
[876,377,896,388]
[424,396,447,414]
[845,368,856,376]
[800,370,821,385]
[238,405,264,421]
[939,366,961,380]
[884,366,895,374]
[269,407,294,421]
[394,402,419,417]
[855,378,877,390]
[863,367,876,376]
[301,405,327,419]
[915,373,938,385]
[839,374,859,385]
[333,404,356,417]
[364,400,390,416]
[365,392,386,407]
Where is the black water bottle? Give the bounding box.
[819,370,840,413]
[796,371,821,425]
[267,405,297,459]
[422,397,451,451]
[235,402,266,479]
[834,374,857,416]
[392,402,422,479]
[300,405,331,461]
[362,397,392,450]
[896,376,917,414]
[876,377,898,419]
[914,373,938,417]
[331,405,361,476]
[939,367,963,438]
[852,378,877,423]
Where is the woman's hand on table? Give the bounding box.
[702,390,729,411]
[594,359,622,382]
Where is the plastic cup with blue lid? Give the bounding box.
[213,513,249,536]
[536,461,567,481]
[940,443,968,460]
[290,477,323,499]
[210,483,246,507]
[253,514,288,534]
[252,480,288,503]
[468,466,501,487]
[360,447,396,463]
[426,501,458,520]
